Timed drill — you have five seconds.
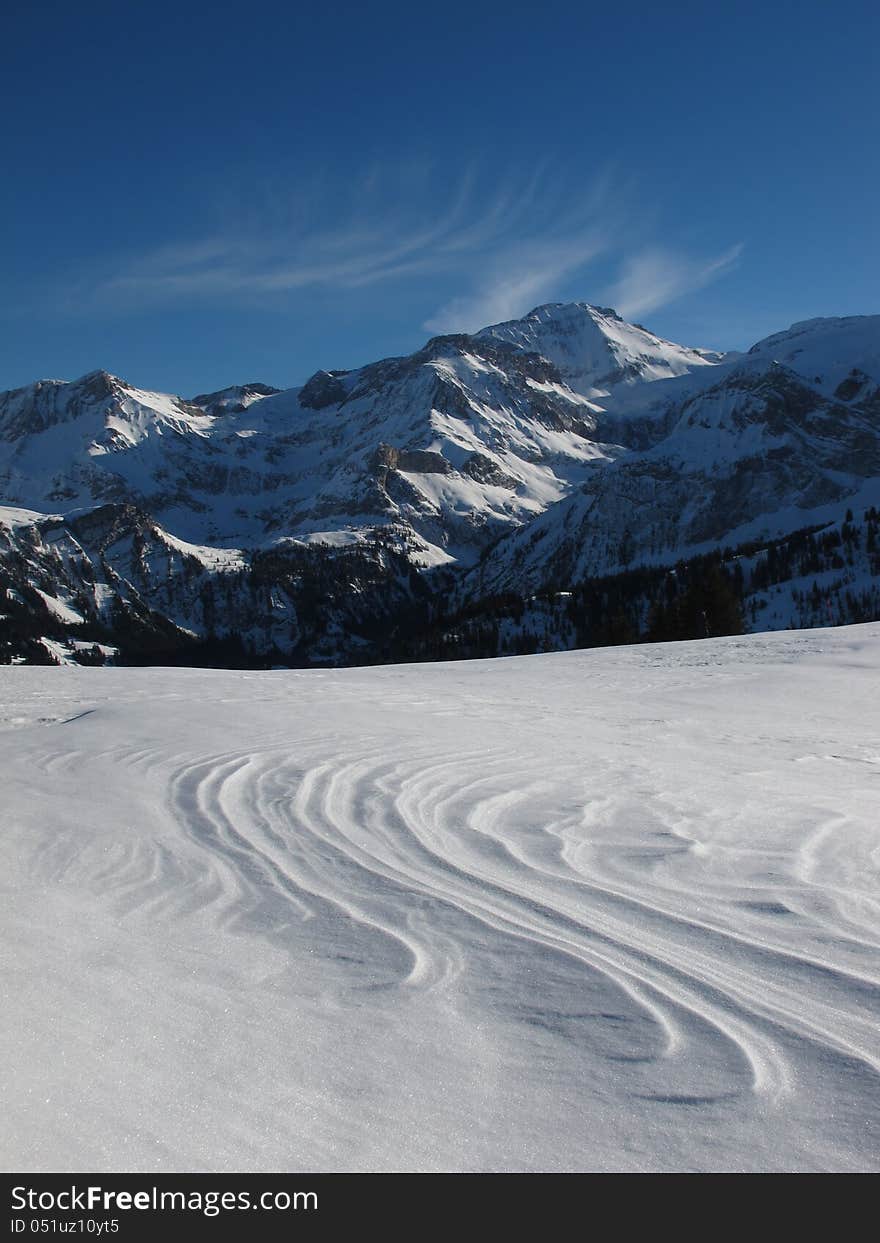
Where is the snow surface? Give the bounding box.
[0,505,63,528]
[746,315,880,393]
[2,625,879,1172]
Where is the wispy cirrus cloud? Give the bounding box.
[66,164,743,334]
[422,169,624,332]
[602,243,745,319]
[422,233,608,333]
[71,165,622,320]
[78,164,596,310]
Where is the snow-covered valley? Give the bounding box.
[2,625,878,1171]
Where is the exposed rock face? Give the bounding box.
[834,369,870,403]
[298,370,350,410]
[462,453,520,489]
[371,443,401,471]
[190,383,281,415]
[370,444,452,476]
[397,449,452,474]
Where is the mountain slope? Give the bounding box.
[468,315,880,596]
[2,305,721,573]
[2,305,879,666]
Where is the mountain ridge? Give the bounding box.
[2,302,878,665]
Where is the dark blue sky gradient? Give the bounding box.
[2,0,877,393]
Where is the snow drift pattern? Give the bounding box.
[2,625,878,1171]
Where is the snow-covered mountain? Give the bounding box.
[0,304,732,562]
[477,301,723,396]
[1,303,878,665]
[0,326,623,566]
[468,315,880,597]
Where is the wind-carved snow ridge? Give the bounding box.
[2,624,878,1171]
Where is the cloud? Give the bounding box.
[95,221,454,303]
[420,171,628,332]
[67,164,743,337]
[422,233,607,334]
[604,244,744,319]
[78,168,540,303]
[75,164,622,325]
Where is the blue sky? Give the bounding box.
[2,0,877,395]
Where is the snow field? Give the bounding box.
[1,625,878,1171]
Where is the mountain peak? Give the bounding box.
[524,301,622,322]
[74,369,122,400]
[744,315,880,392]
[189,382,281,416]
[477,300,720,397]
